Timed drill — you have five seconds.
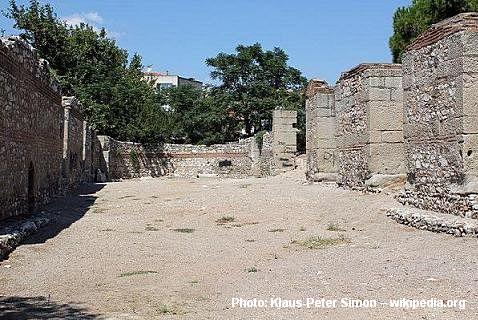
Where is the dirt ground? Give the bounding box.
[1,168,477,319]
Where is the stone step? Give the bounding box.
[387,207,478,237]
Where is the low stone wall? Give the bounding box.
[0,37,64,220]
[99,136,256,179]
[399,13,478,218]
[387,207,478,237]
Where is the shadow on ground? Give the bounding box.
[21,183,105,246]
[0,296,100,319]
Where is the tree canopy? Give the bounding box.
[206,43,307,136]
[4,1,307,149]
[390,0,478,62]
[5,0,165,143]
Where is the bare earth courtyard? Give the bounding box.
[1,168,477,320]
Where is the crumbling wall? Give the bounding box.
[335,63,405,189]
[305,79,337,182]
[98,136,255,179]
[272,109,298,173]
[399,13,478,218]
[0,37,64,220]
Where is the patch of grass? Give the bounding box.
[216,216,235,224]
[157,304,183,315]
[190,279,199,284]
[172,228,195,233]
[269,228,286,233]
[119,270,158,278]
[246,266,258,273]
[145,226,160,231]
[292,235,350,250]
[326,223,346,232]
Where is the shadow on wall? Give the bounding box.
[0,296,100,319]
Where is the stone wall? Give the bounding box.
[335,63,405,189]
[98,136,257,179]
[0,37,64,220]
[62,96,89,190]
[399,13,478,218]
[305,79,337,182]
[272,109,298,172]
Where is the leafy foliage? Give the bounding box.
[5,0,164,143]
[206,43,307,138]
[4,1,308,150]
[390,0,478,62]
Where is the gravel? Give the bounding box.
[0,170,477,319]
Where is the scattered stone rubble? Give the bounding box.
[0,212,55,260]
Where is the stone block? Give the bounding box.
[368,87,391,101]
[381,131,404,143]
[385,77,402,88]
[463,134,478,176]
[368,143,405,174]
[369,102,403,131]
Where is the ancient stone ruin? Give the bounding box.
[305,79,337,182]
[306,64,405,189]
[306,12,478,236]
[0,37,64,220]
[398,13,478,218]
[97,109,298,180]
[0,35,298,223]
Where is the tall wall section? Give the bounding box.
[305,79,337,182]
[399,13,478,217]
[272,109,298,172]
[0,37,64,220]
[335,63,405,189]
[62,96,89,190]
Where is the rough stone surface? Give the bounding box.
[387,207,478,237]
[0,36,64,220]
[98,136,255,179]
[400,13,478,217]
[272,109,298,172]
[335,63,405,189]
[305,79,337,182]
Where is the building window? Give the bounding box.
[158,83,174,90]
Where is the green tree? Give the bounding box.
[206,43,307,137]
[390,0,478,62]
[157,85,241,145]
[5,0,164,143]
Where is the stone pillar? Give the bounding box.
[272,109,298,173]
[400,13,478,217]
[62,96,85,190]
[305,79,337,182]
[335,63,405,189]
